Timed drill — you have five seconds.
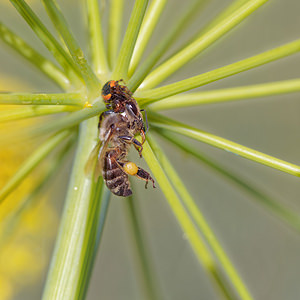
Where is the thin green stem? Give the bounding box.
[140,0,269,89]
[85,0,109,77]
[0,101,105,144]
[124,197,161,300]
[42,117,109,300]
[148,78,300,110]
[107,0,124,69]
[76,181,111,300]
[128,0,167,76]
[147,133,253,300]
[174,0,250,57]
[142,141,234,300]
[128,0,207,92]
[10,0,83,86]
[112,0,149,80]
[0,22,70,90]
[0,92,84,106]
[157,130,300,233]
[201,0,250,34]
[0,106,77,123]
[136,39,300,103]
[149,112,300,177]
[0,130,72,204]
[42,0,100,92]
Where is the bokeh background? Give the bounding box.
[0,0,300,299]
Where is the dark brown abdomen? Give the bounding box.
[103,151,132,197]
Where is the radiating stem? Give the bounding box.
[0,130,72,204]
[136,39,300,103]
[128,0,207,92]
[148,78,300,110]
[0,93,84,106]
[0,101,105,144]
[0,106,77,123]
[128,0,167,76]
[140,0,269,89]
[42,118,109,300]
[42,0,99,92]
[147,133,253,300]
[175,0,250,55]
[75,181,111,300]
[149,112,300,177]
[112,0,149,80]
[107,0,124,69]
[124,197,161,300]
[0,22,70,90]
[142,140,236,300]
[85,0,109,77]
[157,130,300,233]
[10,0,83,87]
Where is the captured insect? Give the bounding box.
[86,80,155,197]
[101,79,148,153]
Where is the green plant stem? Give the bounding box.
[128,0,208,92]
[42,117,109,300]
[203,0,250,33]
[147,133,253,300]
[0,92,84,106]
[0,101,105,144]
[0,22,70,90]
[124,197,161,300]
[175,0,250,56]
[148,78,300,110]
[42,0,100,92]
[0,106,77,123]
[142,140,234,300]
[149,112,300,177]
[157,130,300,233]
[136,39,300,103]
[140,0,269,89]
[107,0,124,69]
[85,0,109,77]
[112,0,149,80]
[128,0,167,76]
[0,130,72,204]
[76,180,111,300]
[10,0,83,87]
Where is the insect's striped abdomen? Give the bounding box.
[103,151,132,197]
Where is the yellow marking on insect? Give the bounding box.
[84,101,93,108]
[124,162,138,175]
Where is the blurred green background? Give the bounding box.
[0,0,300,299]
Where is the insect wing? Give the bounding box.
[84,140,102,176]
[94,141,108,179]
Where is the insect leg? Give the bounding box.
[139,129,146,145]
[118,135,143,157]
[135,167,156,189]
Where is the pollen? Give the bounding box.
[84,101,93,108]
[124,162,138,175]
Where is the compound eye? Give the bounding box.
[128,103,138,115]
